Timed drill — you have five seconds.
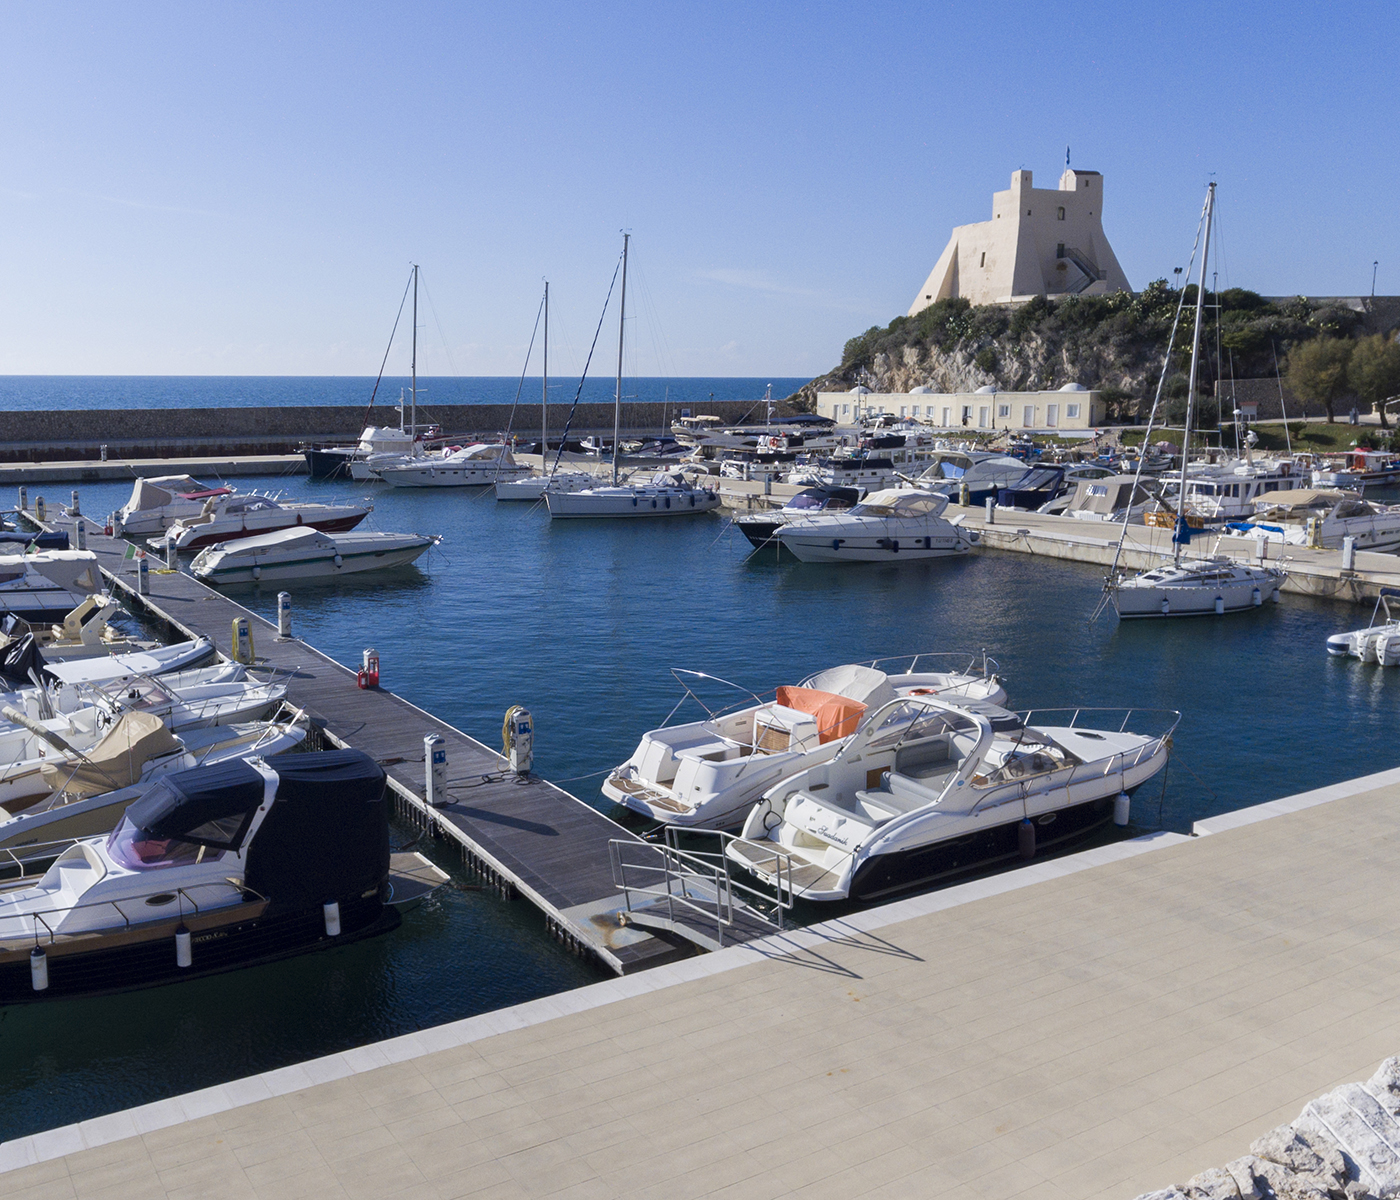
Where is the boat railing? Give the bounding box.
[18,879,249,946]
[859,649,1001,681]
[608,828,791,948]
[1016,707,1181,772]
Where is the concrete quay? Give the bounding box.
[0,455,309,485]
[6,765,1400,1198]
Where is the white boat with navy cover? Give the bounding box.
[191,527,437,584]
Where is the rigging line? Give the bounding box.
[550,249,624,475]
[417,271,461,380]
[362,268,415,430]
[1099,191,1210,596]
[502,289,546,444]
[1272,339,1293,456]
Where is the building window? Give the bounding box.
[900,406,908,417]
[1023,406,1035,427]
[842,404,850,416]
[979,252,985,267]
[998,404,1010,418]
[1056,243,1065,259]
[911,405,920,417]
[1057,206,1065,220]
[1066,403,1081,419]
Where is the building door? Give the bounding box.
[978,406,990,428]
[1046,404,1059,428]
[1023,406,1035,428]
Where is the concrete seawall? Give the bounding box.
[0,399,772,462]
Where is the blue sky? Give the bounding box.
[1,1,1395,378]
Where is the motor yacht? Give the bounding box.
[495,470,599,501]
[773,488,977,562]
[545,470,721,519]
[303,422,433,481]
[787,452,898,491]
[994,465,1066,510]
[913,453,1030,505]
[378,443,532,488]
[0,552,103,623]
[726,696,1178,902]
[1231,488,1400,553]
[604,656,1007,830]
[113,477,231,538]
[152,495,372,552]
[736,487,863,548]
[191,527,436,585]
[0,749,446,1001]
[1313,449,1400,489]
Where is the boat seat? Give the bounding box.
[675,739,745,764]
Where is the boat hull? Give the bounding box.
[170,512,369,551]
[381,465,532,488]
[546,490,721,518]
[194,539,433,585]
[302,448,354,480]
[776,532,973,562]
[1114,579,1279,618]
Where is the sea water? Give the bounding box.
[1,469,1395,1140]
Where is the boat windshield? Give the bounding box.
[856,703,979,753]
[106,813,225,871]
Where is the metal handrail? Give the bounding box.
[662,827,795,923]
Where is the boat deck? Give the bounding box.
[39,518,780,973]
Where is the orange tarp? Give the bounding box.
[774,686,867,744]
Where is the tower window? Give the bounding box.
[1026,209,1032,215]
[1083,180,1089,187]
[1056,243,1065,258]
[979,252,986,267]
[1057,206,1065,220]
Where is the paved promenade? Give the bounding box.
[5,768,1400,1199]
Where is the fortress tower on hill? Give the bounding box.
[909,167,1132,314]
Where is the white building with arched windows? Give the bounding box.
[909,167,1131,313]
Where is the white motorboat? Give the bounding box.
[1326,592,1400,664]
[153,494,372,552]
[1,595,162,662]
[378,443,532,488]
[191,527,437,584]
[0,713,307,849]
[1039,475,1157,523]
[41,638,217,683]
[604,655,1007,830]
[113,476,231,537]
[1313,448,1400,489]
[773,488,978,562]
[495,470,598,501]
[546,471,721,519]
[1104,183,1288,620]
[736,487,864,548]
[0,749,446,1001]
[1234,488,1400,553]
[727,697,1178,903]
[304,421,433,481]
[0,552,102,623]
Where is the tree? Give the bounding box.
[1349,334,1400,431]
[1287,336,1354,422]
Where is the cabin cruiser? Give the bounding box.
[0,749,445,1001]
[773,488,977,563]
[915,455,1034,505]
[302,422,434,481]
[787,452,897,491]
[1313,449,1400,489]
[153,495,373,552]
[1160,456,1315,523]
[1108,556,1286,618]
[113,477,231,538]
[378,443,533,488]
[0,552,102,623]
[604,657,1006,830]
[994,465,1066,510]
[191,527,437,584]
[0,596,165,663]
[1230,488,1400,553]
[495,470,599,501]
[736,487,863,548]
[726,696,1178,902]
[1038,475,1157,523]
[545,471,721,519]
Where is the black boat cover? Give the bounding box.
[0,633,52,688]
[0,529,69,550]
[246,749,389,909]
[126,758,266,851]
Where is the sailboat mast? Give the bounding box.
[410,264,418,435]
[1175,183,1215,564]
[542,281,549,475]
[612,233,629,486]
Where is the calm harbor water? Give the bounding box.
[2,470,1396,1140]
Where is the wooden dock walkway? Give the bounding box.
[30,517,781,973]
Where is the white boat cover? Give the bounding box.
[44,639,215,686]
[123,476,213,511]
[0,551,101,594]
[211,527,334,554]
[800,664,896,709]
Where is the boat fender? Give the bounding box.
[1251,587,1262,607]
[30,947,48,991]
[175,924,193,968]
[1018,818,1036,860]
[1113,792,1131,827]
[1160,598,1170,615]
[333,554,343,568]
[323,901,341,937]
[1213,596,1224,615]
[296,513,303,525]
[252,565,261,581]
[1272,588,1281,603]
[831,539,843,551]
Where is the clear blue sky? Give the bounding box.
[2,1,1395,379]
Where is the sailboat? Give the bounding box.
[495,281,598,501]
[545,235,720,519]
[1106,183,1286,618]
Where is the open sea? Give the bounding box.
[2,400,1398,1140]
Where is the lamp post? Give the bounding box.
[1173,267,1183,290]
[1373,261,1380,298]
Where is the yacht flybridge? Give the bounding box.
[0,750,445,1001]
[603,656,1006,830]
[378,443,531,488]
[773,488,977,562]
[726,696,1177,903]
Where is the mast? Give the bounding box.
[542,280,549,475]
[612,233,629,486]
[410,264,418,435]
[1175,182,1215,565]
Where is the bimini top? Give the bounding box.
[849,489,950,518]
[207,527,336,555]
[124,476,227,512]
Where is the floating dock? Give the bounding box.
[31,516,778,974]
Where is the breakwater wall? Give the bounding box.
[0,399,774,462]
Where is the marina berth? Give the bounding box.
[0,749,444,1002]
[377,442,532,488]
[727,696,1177,902]
[544,469,720,519]
[603,655,1007,830]
[773,487,977,562]
[152,494,373,551]
[0,550,103,623]
[190,527,437,584]
[112,476,231,537]
[1233,488,1400,553]
[0,595,165,661]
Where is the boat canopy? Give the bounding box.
[0,551,101,595]
[211,527,335,555]
[851,489,950,518]
[42,711,182,798]
[0,633,49,688]
[1069,475,1153,516]
[800,663,896,710]
[773,686,868,743]
[124,476,215,512]
[124,757,265,849]
[1250,488,1350,513]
